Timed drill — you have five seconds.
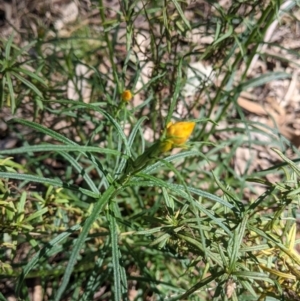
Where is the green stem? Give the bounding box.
[98,0,120,92]
[197,2,280,145]
[177,270,224,300]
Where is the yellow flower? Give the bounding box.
[121,90,133,102]
[165,121,195,145]
[159,121,195,153]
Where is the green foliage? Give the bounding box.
[0,0,300,300]
[0,35,47,113]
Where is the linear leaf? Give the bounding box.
[192,201,232,236]
[174,270,224,300]
[144,150,201,174]
[0,172,99,198]
[165,57,183,125]
[184,185,234,209]
[128,116,147,148]
[228,216,248,271]
[108,207,122,301]
[272,147,300,177]
[213,25,233,45]
[23,207,48,222]
[45,100,131,155]
[5,72,15,113]
[237,72,291,91]
[233,271,272,281]
[14,67,47,86]
[4,33,14,60]
[114,116,147,177]
[54,185,115,301]
[127,175,233,209]
[11,71,43,97]
[81,242,110,301]
[9,118,77,145]
[59,152,99,194]
[170,0,191,29]
[129,174,232,235]
[16,224,81,295]
[239,280,257,298]
[0,144,121,156]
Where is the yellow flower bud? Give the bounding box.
[159,121,195,153]
[121,90,133,102]
[165,121,195,145]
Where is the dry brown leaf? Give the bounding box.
[238,97,266,115]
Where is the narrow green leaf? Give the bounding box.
[9,118,77,145]
[170,0,191,29]
[86,153,112,188]
[119,259,128,299]
[174,269,223,300]
[128,116,147,148]
[44,100,131,156]
[0,144,121,157]
[23,207,48,222]
[233,271,270,280]
[16,224,81,295]
[185,185,234,209]
[0,72,6,108]
[192,201,232,236]
[176,233,223,267]
[54,185,115,301]
[213,25,233,45]
[212,171,242,211]
[144,150,201,174]
[272,147,300,177]
[11,41,36,62]
[229,215,248,269]
[239,280,257,298]
[14,67,47,86]
[237,72,291,91]
[4,33,14,60]
[128,174,234,209]
[240,244,270,252]
[217,243,228,267]
[165,58,183,126]
[81,243,109,301]
[16,191,27,222]
[162,187,174,212]
[114,116,147,177]
[59,152,99,193]
[150,233,171,247]
[5,72,15,113]
[108,207,122,301]
[0,172,99,198]
[11,71,43,98]
[135,226,166,235]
